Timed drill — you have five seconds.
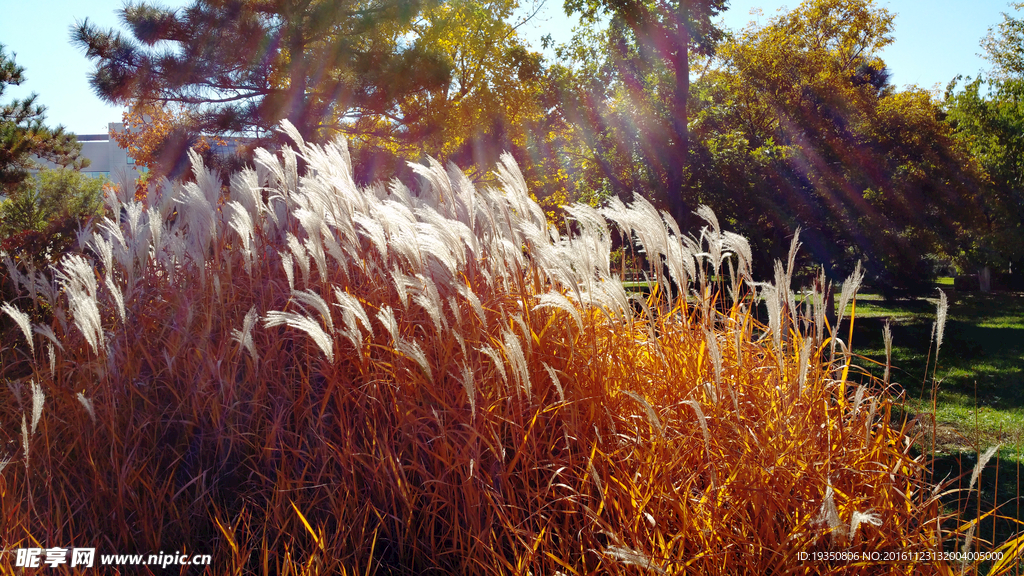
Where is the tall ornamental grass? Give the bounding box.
[0,124,997,574]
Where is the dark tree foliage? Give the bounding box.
[561,0,728,225]
[72,0,454,147]
[1,44,86,196]
[943,3,1024,275]
[685,0,984,294]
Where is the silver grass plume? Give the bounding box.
[832,262,864,364]
[494,152,546,231]
[77,392,97,424]
[396,337,432,382]
[2,302,33,356]
[56,254,104,355]
[849,510,881,540]
[786,227,802,285]
[706,326,740,410]
[291,289,334,334]
[934,289,948,357]
[683,400,711,456]
[106,277,126,325]
[458,283,487,328]
[412,273,447,335]
[30,380,44,435]
[377,306,399,342]
[816,484,847,542]
[89,234,114,277]
[229,168,264,222]
[763,284,783,355]
[813,270,827,345]
[263,311,334,363]
[774,260,797,336]
[622,390,664,439]
[21,415,29,470]
[460,364,476,419]
[333,289,373,337]
[851,385,866,417]
[969,444,1000,492]
[286,233,311,287]
[502,329,531,398]
[226,201,255,275]
[883,321,893,385]
[863,397,878,448]
[962,447,1000,558]
[231,307,260,363]
[962,523,977,561]
[281,144,300,194]
[303,228,329,285]
[281,252,295,292]
[354,213,389,260]
[279,118,307,152]
[502,314,528,356]
[696,204,724,277]
[603,545,665,575]
[2,253,23,295]
[255,147,287,193]
[797,338,812,396]
[31,271,59,309]
[723,231,753,283]
[391,269,412,309]
[543,363,565,403]
[705,329,724,389]
[480,345,508,387]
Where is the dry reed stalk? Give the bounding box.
[0,125,1010,575]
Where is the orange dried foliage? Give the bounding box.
[0,142,1018,575]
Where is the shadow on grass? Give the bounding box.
[850,291,1024,412]
[852,290,1024,566]
[930,450,1024,556]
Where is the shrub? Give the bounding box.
[0,125,999,574]
[0,168,106,296]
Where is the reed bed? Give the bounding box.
[0,123,1008,574]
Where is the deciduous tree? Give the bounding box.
[111,101,221,179]
[561,0,728,222]
[686,0,983,290]
[944,2,1024,274]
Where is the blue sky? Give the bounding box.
[0,0,1016,135]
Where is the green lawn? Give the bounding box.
[847,288,1024,458]
[845,285,1024,554]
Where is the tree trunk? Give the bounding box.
[666,1,691,228]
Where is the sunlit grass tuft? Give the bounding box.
[0,125,1017,574]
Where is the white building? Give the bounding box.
[75,123,145,181]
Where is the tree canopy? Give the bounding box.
[559,0,728,222]
[1,44,86,196]
[62,0,1023,288]
[549,0,983,289]
[73,0,454,146]
[694,0,984,288]
[943,2,1024,272]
